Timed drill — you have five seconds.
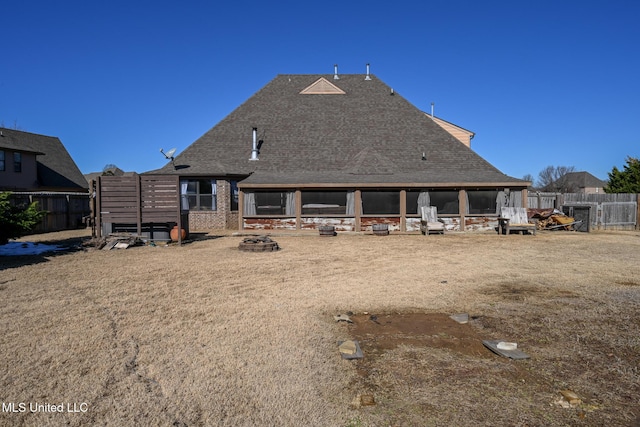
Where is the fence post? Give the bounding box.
[637,194,640,230]
[136,174,142,236]
[175,175,182,245]
[96,177,102,238]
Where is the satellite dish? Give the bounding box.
[160,147,177,160]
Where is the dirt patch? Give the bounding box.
[338,312,550,424]
[346,312,488,357]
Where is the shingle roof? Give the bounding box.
[562,171,607,189]
[84,167,136,185]
[150,74,525,187]
[0,128,88,191]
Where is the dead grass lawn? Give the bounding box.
[1,229,639,426]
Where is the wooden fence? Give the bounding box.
[9,192,90,234]
[96,174,185,241]
[528,192,639,230]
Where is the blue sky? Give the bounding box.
[2,1,638,183]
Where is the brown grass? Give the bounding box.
[1,229,639,426]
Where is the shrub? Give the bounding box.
[0,192,47,245]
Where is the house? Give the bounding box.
[84,166,136,186]
[0,128,88,192]
[0,128,90,232]
[142,71,530,232]
[558,171,608,194]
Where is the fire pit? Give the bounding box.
[238,236,280,252]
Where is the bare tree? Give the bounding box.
[537,165,576,192]
[0,120,22,130]
[522,174,535,189]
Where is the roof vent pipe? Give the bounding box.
[333,64,339,80]
[431,102,435,118]
[249,127,259,161]
[365,63,371,80]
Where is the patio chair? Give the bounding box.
[497,207,537,235]
[420,206,445,235]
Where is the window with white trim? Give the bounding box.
[180,179,217,211]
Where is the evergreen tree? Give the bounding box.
[0,192,47,244]
[604,157,640,193]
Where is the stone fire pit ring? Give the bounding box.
[238,236,281,252]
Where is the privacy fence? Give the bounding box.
[96,174,186,241]
[528,192,639,230]
[9,192,90,234]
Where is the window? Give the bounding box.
[467,190,499,215]
[405,190,431,216]
[180,179,217,211]
[256,191,286,215]
[230,181,239,211]
[243,191,295,215]
[0,150,4,171]
[13,152,21,173]
[301,191,347,215]
[429,191,459,214]
[361,191,400,215]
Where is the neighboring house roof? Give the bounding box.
[0,128,88,191]
[0,130,44,155]
[561,171,608,190]
[149,74,525,187]
[84,167,136,185]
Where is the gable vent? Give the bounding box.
[300,77,346,95]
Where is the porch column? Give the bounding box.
[458,189,467,232]
[238,190,245,230]
[355,190,362,232]
[295,189,301,230]
[399,190,407,232]
[522,188,529,208]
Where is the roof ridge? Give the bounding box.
[0,127,60,139]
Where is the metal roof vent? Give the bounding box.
[249,127,259,161]
[365,63,372,80]
[333,64,339,80]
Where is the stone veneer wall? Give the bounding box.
[187,179,239,231]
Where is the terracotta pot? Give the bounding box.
[170,226,187,241]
